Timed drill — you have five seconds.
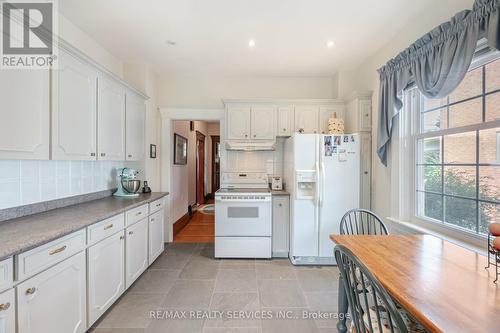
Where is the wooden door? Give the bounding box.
[196,131,206,205]
[211,136,220,195]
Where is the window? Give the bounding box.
[414,52,500,235]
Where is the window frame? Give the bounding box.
[408,46,500,237]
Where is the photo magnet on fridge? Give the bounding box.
[351,135,355,142]
[343,136,349,143]
[324,136,333,157]
[334,136,342,146]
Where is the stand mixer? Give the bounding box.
[113,168,141,197]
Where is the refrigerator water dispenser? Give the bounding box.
[296,170,317,199]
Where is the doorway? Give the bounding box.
[196,131,206,206]
[211,135,220,196]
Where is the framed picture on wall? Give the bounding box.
[174,134,188,165]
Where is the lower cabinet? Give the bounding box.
[87,232,125,327]
[17,252,87,333]
[125,219,149,289]
[0,288,15,333]
[148,210,165,265]
[272,196,290,258]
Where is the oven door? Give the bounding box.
[215,196,272,237]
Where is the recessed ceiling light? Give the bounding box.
[327,41,335,48]
[248,39,256,48]
[166,40,177,46]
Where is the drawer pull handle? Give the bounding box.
[26,287,36,295]
[151,218,155,222]
[104,224,114,230]
[137,212,142,216]
[156,203,161,207]
[49,245,67,255]
[120,235,125,240]
[128,231,134,235]
[0,303,10,311]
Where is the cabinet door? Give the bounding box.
[125,92,146,161]
[87,232,125,327]
[0,289,15,333]
[227,107,251,140]
[294,106,319,134]
[251,107,275,140]
[17,252,86,333]
[125,219,148,289]
[359,99,372,132]
[360,133,372,209]
[277,107,293,137]
[0,70,49,160]
[319,106,344,134]
[52,50,97,160]
[148,210,164,265]
[272,197,290,258]
[98,76,126,161]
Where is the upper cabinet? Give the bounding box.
[227,107,251,140]
[295,106,319,134]
[125,92,146,161]
[0,69,50,160]
[277,106,294,137]
[345,92,372,133]
[251,107,275,140]
[98,75,126,161]
[52,50,98,160]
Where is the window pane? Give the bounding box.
[445,196,477,232]
[448,98,482,129]
[449,67,482,103]
[479,127,500,164]
[486,57,500,93]
[418,166,442,192]
[419,192,443,221]
[480,202,500,234]
[486,92,500,122]
[418,137,441,164]
[444,166,476,198]
[423,96,448,111]
[421,108,447,133]
[479,166,500,202]
[444,132,476,164]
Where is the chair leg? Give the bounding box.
[337,275,348,333]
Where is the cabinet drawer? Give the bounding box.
[0,288,15,333]
[0,258,13,293]
[125,204,148,227]
[87,213,125,245]
[149,198,164,215]
[16,230,86,281]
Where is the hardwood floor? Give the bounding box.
[174,205,214,243]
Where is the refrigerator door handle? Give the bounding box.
[320,161,325,207]
[315,162,320,206]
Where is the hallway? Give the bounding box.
[174,204,215,243]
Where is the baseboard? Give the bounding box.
[173,213,191,237]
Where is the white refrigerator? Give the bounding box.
[284,133,360,265]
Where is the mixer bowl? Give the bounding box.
[121,179,141,194]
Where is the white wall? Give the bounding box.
[341,0,474,219]
[158,76,338,108]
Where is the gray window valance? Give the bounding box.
[377,0,500,166]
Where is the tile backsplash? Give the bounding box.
[0,160,142,209]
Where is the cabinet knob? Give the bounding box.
[128,154,132,158]
[26,287,36,295]
[283,128,286,132]
[137,211,142,216]
[101,153,106,157]
[90,153,96,157]
[120,235,125,240]
[279,203,283,207]
[253,134,256,137]
[245,134,248,138]
[0,303,10,311]
[365,114,369,117]
[364,171,369,175]
[128,231,134,235]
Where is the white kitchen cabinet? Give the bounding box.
[250,107,275,140]
[359,99,372,132]
[345,92,372,133]
[272,196,290,258]
[0,69,49,160]
[125,218,148,289]
[0,288,15,333]
[97,75,126,161]
[0,258,13,294]
[277,106,294,137]
[125,91,146,161]
[227,107,251,140]
[52,50,98,161]
[360,133,372,209]
[87,232,125,326]
[148,210,165,265]
[319,105,345,134]
[17,251,86,333]
[294,106,319,134]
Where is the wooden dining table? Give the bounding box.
[330,234,500,333]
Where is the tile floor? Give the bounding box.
[90,243,341,333]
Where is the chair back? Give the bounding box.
[340,209,389,235]
[334,245,409,333]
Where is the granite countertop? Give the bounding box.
[0,192,168,261]
[271,190,290,196]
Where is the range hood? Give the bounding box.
[225,140,276,151]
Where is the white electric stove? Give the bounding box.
[215,172,272,258]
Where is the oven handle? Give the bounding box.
[215,198,271,203]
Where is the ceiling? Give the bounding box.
[59,0,435,77]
